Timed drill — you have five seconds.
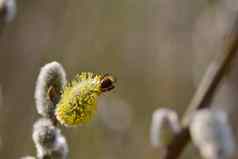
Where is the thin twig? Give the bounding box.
[162,16,238,159]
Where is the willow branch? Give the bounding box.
[162,16,238,159]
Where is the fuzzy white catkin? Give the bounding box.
[190,109,236,159]
[150,108,181,148]
[35,61,66,117]
[33,118,68,159]
[48,134,68,159]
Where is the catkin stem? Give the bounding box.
[162,15,238,159]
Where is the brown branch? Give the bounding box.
[162,16,238,159]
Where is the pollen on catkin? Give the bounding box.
[35,61,67,118]
[55,72,115,126]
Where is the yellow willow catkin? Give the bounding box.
[55,72,115,126]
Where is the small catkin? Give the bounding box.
[32,118,68,159]
[150,108,181,148]
[35,61,66,118]
[190,109,236,159]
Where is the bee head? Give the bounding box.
[100,74,116,92]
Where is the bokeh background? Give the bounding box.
[0,0,238,158]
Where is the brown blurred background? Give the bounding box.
[0,0,238,158]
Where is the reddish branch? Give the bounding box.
[162,17,238,159]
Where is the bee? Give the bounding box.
[55,72,116,126]
[100,74,116,92]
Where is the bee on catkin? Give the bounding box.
[55,72,116,126]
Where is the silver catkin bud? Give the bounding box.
[150,108,181,148]
[32,118,68,159]
[190,109,236,159]
[34,61,66,118]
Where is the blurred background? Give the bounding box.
[0,0,238,158]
